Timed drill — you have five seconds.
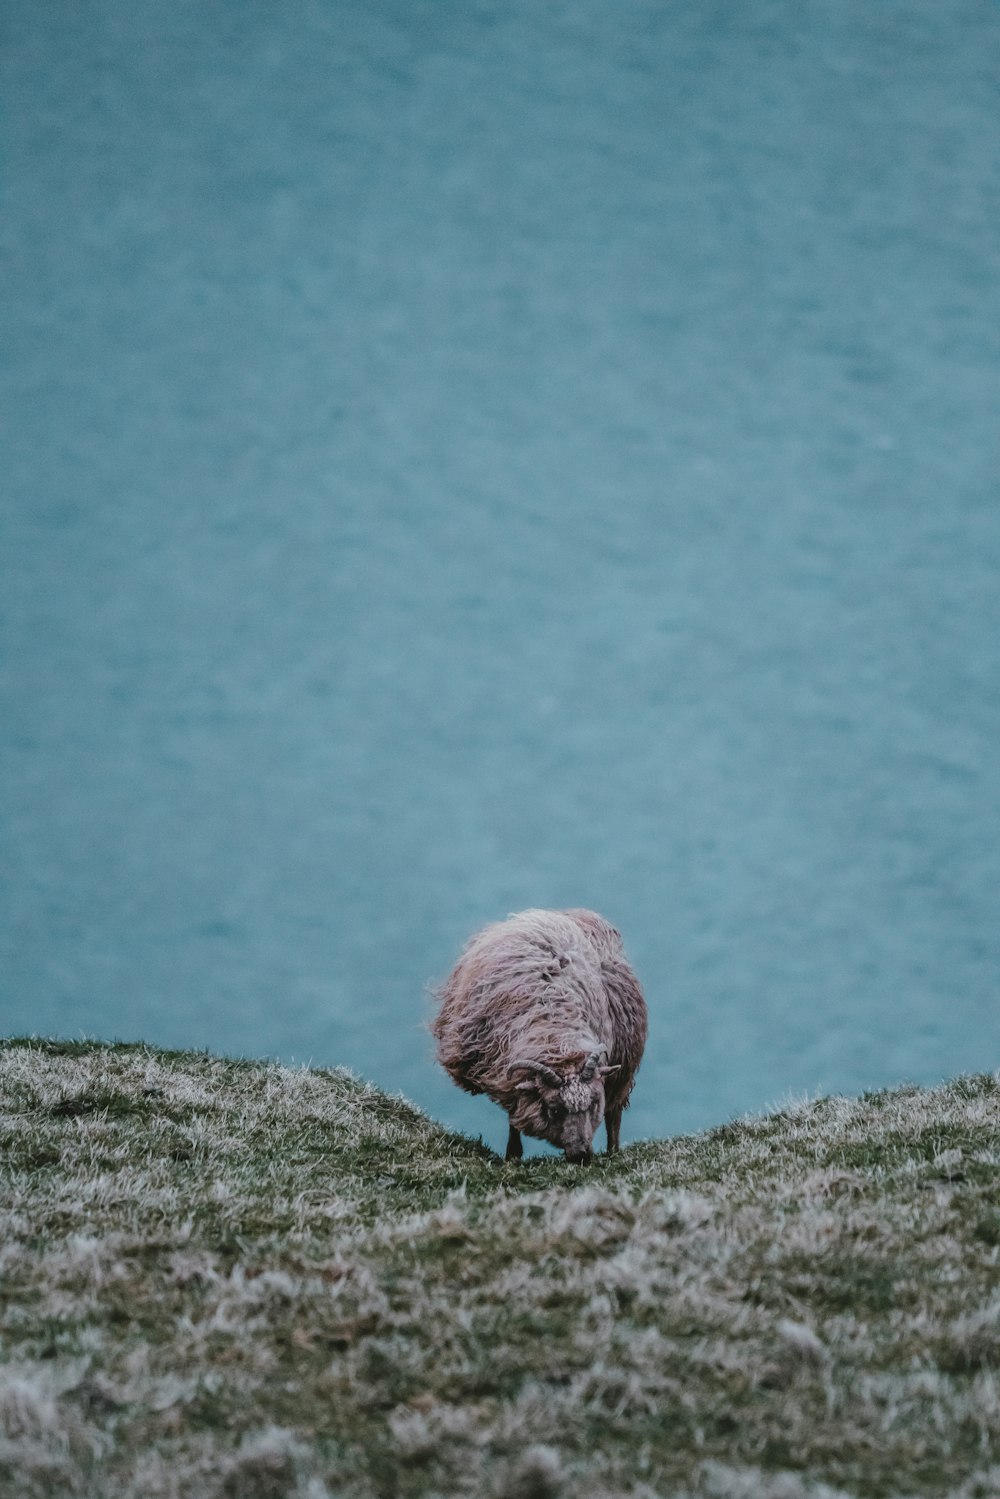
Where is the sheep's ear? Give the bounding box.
[598,1064,621,1077]
[514,1080,537,1092]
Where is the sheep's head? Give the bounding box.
[508,1051,617,1164]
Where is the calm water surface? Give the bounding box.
[2,1,999,1152]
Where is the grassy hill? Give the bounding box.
[1,1039,999,1499]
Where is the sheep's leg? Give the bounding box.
[605,1107,622,1155]
[504,1122,523,1161]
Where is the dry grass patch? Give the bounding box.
[2,1039,999,1497]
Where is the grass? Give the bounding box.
[1,1040,999,1498]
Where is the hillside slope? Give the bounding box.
[1,1040,999,1498]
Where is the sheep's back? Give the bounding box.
[431,909,610,1095]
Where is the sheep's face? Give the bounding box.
[509,1056,611,1164]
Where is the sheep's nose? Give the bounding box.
[566,1149,593,1166]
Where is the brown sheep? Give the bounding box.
[431,908,648,1164]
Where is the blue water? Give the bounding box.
[2,0,999,1153]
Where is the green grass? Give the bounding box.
[2,1039,999,1498]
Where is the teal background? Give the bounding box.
[3,1,998,1152]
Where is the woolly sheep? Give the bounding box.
[431,908,648,1164]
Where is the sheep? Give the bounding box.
[431,908,648,1164]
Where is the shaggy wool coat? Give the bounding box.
[431,908,648,1125]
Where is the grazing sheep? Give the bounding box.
[431,908,648,1164]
